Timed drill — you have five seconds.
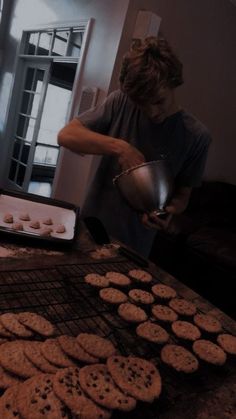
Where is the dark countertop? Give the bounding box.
[0,224,235,419]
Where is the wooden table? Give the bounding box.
[0,225,235,419]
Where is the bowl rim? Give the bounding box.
[113,159,169,185]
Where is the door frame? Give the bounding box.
[3,18,93,193]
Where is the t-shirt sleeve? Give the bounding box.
[175,131,211,187]
[76,91,119,134]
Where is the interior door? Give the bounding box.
[7,60,50,191]
[7,60,77,196]
[28,61,76,197]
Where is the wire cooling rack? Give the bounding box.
[0,259,235,419]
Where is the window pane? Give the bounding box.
[24,68,44,93]
[68,31,83,57]
[25,68,35,90]
[38,82,71,146]
[52,31,69,56]
[20,91,31,114]
[34,146,59,165]
[25,32,39,55]
[20,92,40,118]
[28,181,52,197]
[9,160,17,182]
[16,115,35,142]
[35,69,44,93]
[13,140,21,160]
[38,32,52,55]
[17,164,26,186]
[21,142,31,164]
[23,27,85,58]
[20,92,40,117]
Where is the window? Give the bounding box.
[24,28,83,58]
[6,21,91,196]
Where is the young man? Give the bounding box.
[58,36,211,257]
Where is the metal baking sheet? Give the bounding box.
[0,190,79,244]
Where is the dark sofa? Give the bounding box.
[149,181,236,319]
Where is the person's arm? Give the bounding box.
[141,186,192,232]
[58,118,145,170]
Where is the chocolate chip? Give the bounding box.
[66,389,73,394]
[31,399,37,404]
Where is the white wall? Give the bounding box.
[126,0,236,185]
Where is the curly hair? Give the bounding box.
[119,36,183,105]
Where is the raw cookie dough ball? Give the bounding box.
[56,224,66,233]
[3,213,14,223]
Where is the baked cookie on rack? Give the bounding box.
[128,289,154,305]
[171,321,201,342]
[152,304,178,323]
[0,313,33,338]
[0,341,40,378]
[85,273,110,288]
[17,311,55,337]
[77,333,116,360]
[193,339,227,366]
[169,298,197,317]
[58,335,99,363]
[161,344,199,373]
[136,321,169,344]
[107,355,162,402]
[118,302,148,323]
[0,384,22,418]
[24,341,58,374]
[105,271,131,287]
[151,283,177,301]
[79,364,136,411]
[53,366,111,418]
[41,338,76,368]
[193,313,222,334]
[217,333,236,355]
[99,288,128,304]
[17,373,70,419]
[128,269,152,283]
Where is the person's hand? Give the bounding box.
[141,187,192,233]
[141,211,174,232]
[117,140,145,171]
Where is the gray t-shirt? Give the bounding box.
[78,90,211,257]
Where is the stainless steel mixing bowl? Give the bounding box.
[113,160,174,214]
